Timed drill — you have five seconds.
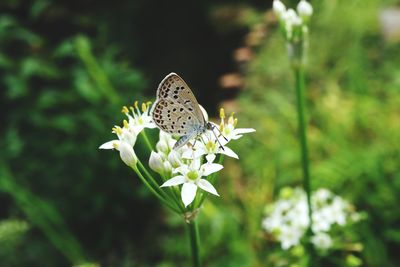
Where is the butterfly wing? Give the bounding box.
[152,99,200,136]
[156,73,206,126]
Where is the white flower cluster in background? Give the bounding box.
[262,187,362,250]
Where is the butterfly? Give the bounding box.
[152,73,215,150]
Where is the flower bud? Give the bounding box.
[297,0,313,19]
[273,0,286,18]
[168,150,182,168]
[119,141,137,168]
[149,151,164,174]
[156,139,169,154]
[163,161,172,176]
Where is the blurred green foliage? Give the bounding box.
[1,0,400,266]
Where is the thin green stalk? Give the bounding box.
[294,66,314,254]
[132,166,180,213]
[137,160,184,213]
[187,219,201,267]
[141,130,154,152]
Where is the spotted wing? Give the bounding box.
[152,99,201,136]
[156,73,205,125]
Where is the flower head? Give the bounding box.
[219,108,255,142]
[262,187,362,250]
[161,158,222,207]
[122,101,156,134]
[99,124,138,168]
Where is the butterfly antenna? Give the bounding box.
[212,122,228,142]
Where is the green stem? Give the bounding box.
[187,219,201,267]
[141,130,154,152]
[137,160,185,213]
[132,166,180,213]
[294,66,314,253]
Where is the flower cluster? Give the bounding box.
[262,187,362,250]
[100,102,255,212]
[149,108,255,207]
[99,101,155,167]
[272,0,313,66]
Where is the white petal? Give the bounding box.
[197,179,219,196]
[234,128,256,134]
[206,154,216,163]
[231,134,243,140]
[202,163,223,176]
[191,157,202,170]
[199,105,208,121]
[161,175,186,187]
[182,147,204,159]
[99,140,119,149]
[174,164,189,175]
[181,183,198,207]
[221,146,239,159]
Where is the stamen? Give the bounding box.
[228,114,235,125]
[219,108,225,119]
[134,101,139,110]
[112,142,119,149]
[141,103,147,113]
[112,126,123,135]
[121,106,129,114]
[123,119,129,129]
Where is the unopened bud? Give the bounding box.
[297,0,313,19]
[149,151,164,174]
[119,141,137,168]
[168,150,182,168]
[273,0,286,18]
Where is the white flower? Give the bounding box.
[219,108,255,143]
[262,187,362,251]
[297,0,313,19]
[285,8,302,26]
[122,101,156,135]
[161,158,222,207]
[279,225,303,249]
[99,124,138,167]
[311,232,333,250]
[182,131,238,162]
[273,0,286,18]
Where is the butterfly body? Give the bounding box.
[152,73,211,149]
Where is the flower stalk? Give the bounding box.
[294,64,314,263]
[273,0,315,263]
[187,219,201,267]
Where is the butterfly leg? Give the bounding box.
[173,131,198,150]
[210,124,225,151]
[214,124,228,142]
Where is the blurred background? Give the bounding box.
[1,0,399,266]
